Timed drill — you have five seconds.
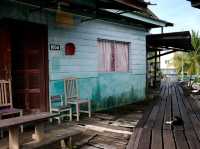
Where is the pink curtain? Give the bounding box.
[97,40,112,72]
[98,40,129,72]
[113,42,129,72]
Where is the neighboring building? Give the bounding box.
[0,0,172,112]
[160,52,177,76]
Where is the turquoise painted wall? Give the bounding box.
[0,1,147,111]
[48,15,147,111]
[50,73,146,111]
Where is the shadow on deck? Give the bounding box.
[127,80,200,149]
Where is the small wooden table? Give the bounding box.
[0,112,56,149]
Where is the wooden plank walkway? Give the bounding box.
[127,81,200,149]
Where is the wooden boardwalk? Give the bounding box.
[127,81,200,149]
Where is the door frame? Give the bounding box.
[0,18,49,112]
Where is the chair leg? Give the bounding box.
[76,103,80,121]
[61,117,64,122]
[69,108,72,121]
[58,117,61,124]
[88,101,91,118]
[0,129,3,138]
[0,115,2,138]
[49,118,53,123]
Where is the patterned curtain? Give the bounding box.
[98,39,129,72]
[97,40,112,72]
[113,42,129,72]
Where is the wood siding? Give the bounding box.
[49,20,147,80]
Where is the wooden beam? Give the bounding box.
[154,51,157,87]
[148,47,187,52]
[147,50,176,60]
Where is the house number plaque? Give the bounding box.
[49,44,61,51]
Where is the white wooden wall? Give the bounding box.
[49,19,147,80]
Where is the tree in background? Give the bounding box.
[173,30,200,87]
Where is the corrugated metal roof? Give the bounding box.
[147,31,193,52]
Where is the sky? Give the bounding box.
[149,0,200,33]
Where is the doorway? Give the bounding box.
[0,19,49,113]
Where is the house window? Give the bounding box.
[165,60,170,65]
[97,39,129,72]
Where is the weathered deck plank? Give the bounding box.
[137,128,151,149]
[126,128,143,149]
[174,130,189,149]
[127,80,200,149]
[163,129,176,149]
[151,129,162,149]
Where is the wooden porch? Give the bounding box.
[127,80,200,149]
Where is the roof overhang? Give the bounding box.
[112,10,173,27]
[8,0,173,28]
[146,31,193,59]
[187,0,200,9]
[97,0,172,28]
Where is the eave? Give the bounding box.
[105,9,173,27]
[147,31,193,60]
[147,31,193,52]
[7,0,173,28]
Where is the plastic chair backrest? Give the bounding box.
[64,77,79,101]
[0,79,12,108]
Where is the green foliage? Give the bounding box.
[173,30,200,76]
[173,52,186,74]
[193,76,200,83]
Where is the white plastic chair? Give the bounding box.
[0,79,23,137]
[64,77,91,121]
[51,95,72,123]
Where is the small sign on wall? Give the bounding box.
[49,44,61,51]
[65,42,76,55]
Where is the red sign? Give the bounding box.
[65,42,76,55]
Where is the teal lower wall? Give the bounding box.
[50,73,146,111]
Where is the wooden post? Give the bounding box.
[34,122,45,142]
[154,51,157,87]
[9,126,20,149]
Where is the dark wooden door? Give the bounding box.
[0,24,11,80]
[11,21,48,113]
